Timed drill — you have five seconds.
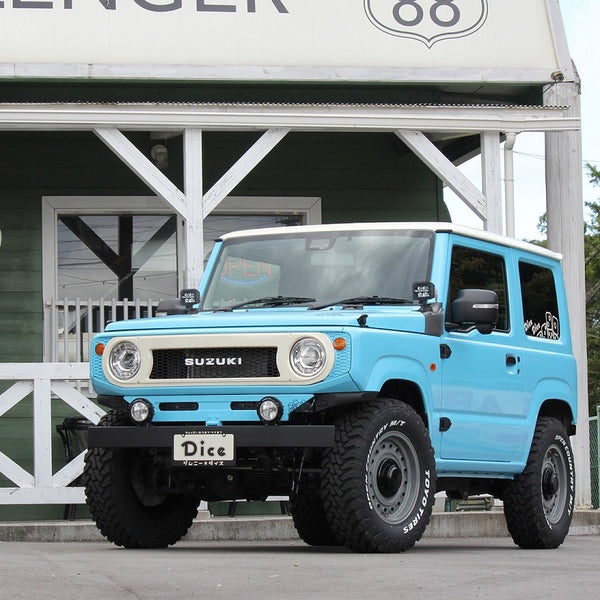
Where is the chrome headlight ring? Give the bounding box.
[108,341,141,381]
[290,337,327,378]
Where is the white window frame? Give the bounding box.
[41,195,321,360]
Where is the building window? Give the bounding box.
[42,196,320,361]
[57,214,177,301]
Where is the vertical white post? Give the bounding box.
[183,129,204,289]
[481,132,503,234]
[545,81,591,507]
[503,133,517,238]
[33,378,53,489]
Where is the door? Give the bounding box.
[440,241,527,463]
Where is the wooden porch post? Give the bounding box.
[183,129,204,289]
[545,80,591,507]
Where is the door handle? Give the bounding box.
[506,354,520,374]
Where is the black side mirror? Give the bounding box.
[451,289,498,334]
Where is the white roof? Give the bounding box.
[221,222,562,261]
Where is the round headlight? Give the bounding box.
[108,341,141,381]
[290,337,327,377]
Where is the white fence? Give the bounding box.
[44,298,159,362]
[0,363,103,504]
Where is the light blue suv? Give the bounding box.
[85,223,577,553]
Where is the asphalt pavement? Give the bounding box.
[1,535,599,600]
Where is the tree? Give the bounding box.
[584,164,600,416]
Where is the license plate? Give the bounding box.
[173,432,235,466]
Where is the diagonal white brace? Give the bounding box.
[395,130,488,222]
[203,128,290,216]
[94,128,187,218]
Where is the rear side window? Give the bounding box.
[519,261,560,340]
[448,245,509,332]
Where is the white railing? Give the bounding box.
[44,298,160,362]
[0,363,104,504]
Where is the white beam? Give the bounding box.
[94,128,187,218]
[203,128,290,216]
[184,129,204,288]
[0,487,85,505]
[0,451,34,488]
[52,452,86,488]
[481,132,503,234]
[504,133,517,238]
[33,378,52,489]
[0,380,33,417]
[51,381,105,424]
[0,362,89,379]
[395,130,487,222]
[0,103,578,134]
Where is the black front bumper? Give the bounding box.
[88,424,335,449]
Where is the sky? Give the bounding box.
[444,0,600,241]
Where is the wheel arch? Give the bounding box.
[379,379,429,430]
[538,398,576,435]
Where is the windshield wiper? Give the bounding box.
[213,296,316,312]
[309,296,413,310]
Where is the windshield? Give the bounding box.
[201,229,434,311]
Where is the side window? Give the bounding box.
[519,261,560,340]
[448,245,509,332]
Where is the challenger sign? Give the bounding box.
[0,0,572,84]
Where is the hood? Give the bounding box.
[104,306,428,335]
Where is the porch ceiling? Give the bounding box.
[0,101,578,134]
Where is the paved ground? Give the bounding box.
[1,535,599,600]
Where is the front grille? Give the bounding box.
[150,347,279,379]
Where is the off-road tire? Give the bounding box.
[321,398,436,553]
[84,410,199,548]
[290,475,341,547]
[503,416,575,549]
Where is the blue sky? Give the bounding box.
[445,0,600,240]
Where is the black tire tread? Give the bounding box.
[290,476,341,547]
[84,411,198,548]
[503,416,574,549]
[321,398,435,553]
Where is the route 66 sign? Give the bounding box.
[364,0,489,48]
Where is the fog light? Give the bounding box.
[257,397,283,424]
[130,399,153,423]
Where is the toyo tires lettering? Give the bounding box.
[403,470,432,534]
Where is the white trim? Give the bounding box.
[545,0,577,83]
[0,103,578,134]
[0,63,571,84]
[220,197,322,224]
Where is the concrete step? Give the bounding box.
[1,510,599,543]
